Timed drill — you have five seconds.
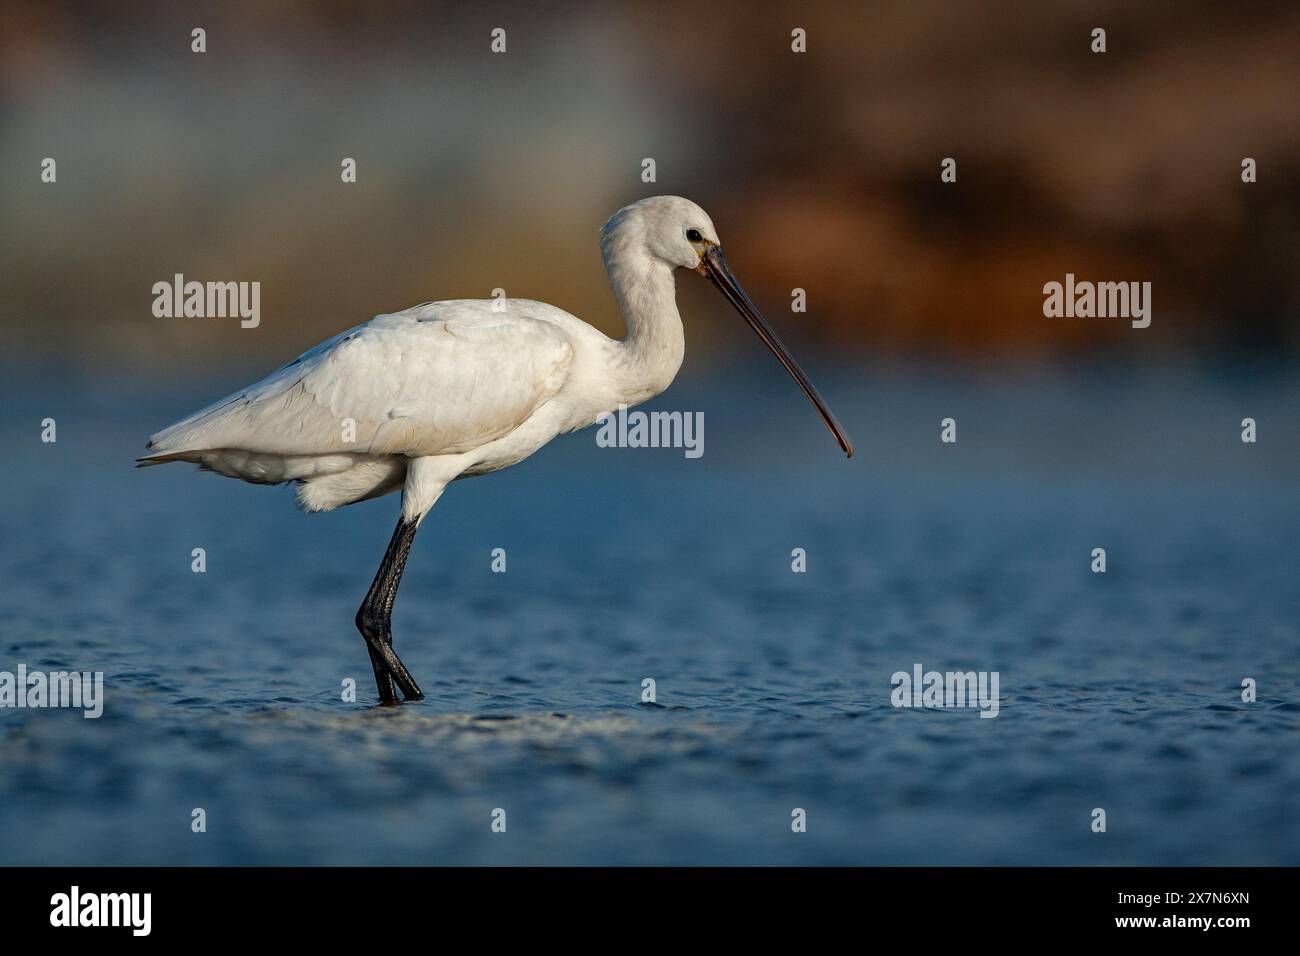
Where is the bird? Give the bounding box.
[138,196,853,705]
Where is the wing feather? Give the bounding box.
[144,301,575,460]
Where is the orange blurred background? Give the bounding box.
[2,0,1297,376]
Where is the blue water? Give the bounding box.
[1,362,1297,865]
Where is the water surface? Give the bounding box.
[1,363,1297,864]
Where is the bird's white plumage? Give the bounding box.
[141,196,722,519]
[148,301,575,461]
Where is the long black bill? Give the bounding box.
[700,246,853,458]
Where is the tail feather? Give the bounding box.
[135,450,196,468]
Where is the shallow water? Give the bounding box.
[1,362,1297,864]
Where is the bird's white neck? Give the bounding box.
[604,248,686,406]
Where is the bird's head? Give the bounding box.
[601,195,720,270]
[601,195,853,459]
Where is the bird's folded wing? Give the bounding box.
[145,304,575,459]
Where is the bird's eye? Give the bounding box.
[686,228,703,243]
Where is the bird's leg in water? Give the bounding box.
[355,517,425,703]
[364,645,396,704]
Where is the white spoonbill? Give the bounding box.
[139,196,852,704]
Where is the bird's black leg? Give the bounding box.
[355,516,425,703]
[364,642,397,705]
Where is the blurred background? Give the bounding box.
[2,0,1299,374]
[1,1,1297,866]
